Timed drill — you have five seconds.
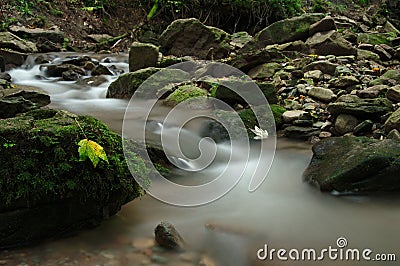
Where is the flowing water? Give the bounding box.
[2,53,399,266]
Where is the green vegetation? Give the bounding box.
[164,84,208,106]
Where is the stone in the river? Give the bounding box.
[77,76,108,87]
[0,32,37,53]
[384,107,400,133]
[0,49,28,67]
[0,73,11,82]
[62,70,80,81]
[303,136,400,193]
[159,18,230,60]
[335,114,358,135]
[46,64,86,77]
[0,109,146,249]
[386,85,400,103]
[129,42,160,72]
[308,86,335,102]
[327,95,392,117]
[91,64,114,76]
[154,221,184,250]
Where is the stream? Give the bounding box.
[2,53,399,266]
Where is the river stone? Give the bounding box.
[46,64,86,77]
[304,70,323,80]
[62,70,80,81]
[330,76,360,88]
[282,110,306,123]
[384,107,400,133]
[242,13,324,52]
[335,114,358,135]
[0,110,146,249]
[129,42,160,72]
[0,49,28,67]
[248,62,281,79]
[9,25,65,44]
[309,16,337,36]
[164,84,208,108]
[77,76,108,87]
[91,64,114,76]
[0,97,36,118]
[357,49,380,61]
[154,222,184,250]
[306,30,356,56]
[386,85,400,102]
[303,136,400,193]
[327,95,393,117]
[302,60,339,76]
[283,126,320,139]
[159,18,230,60]
[0,32,37,53]
[308,87,335,102]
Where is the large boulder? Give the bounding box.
[129,42,160,72]
[303,136,400,193]
[327,95,393,118]
[306,30,357,56]
[241,13,324,52]
[0,109,147,248]
[159,18,230,59]
[0,32,37,53]
[9,25,65,44]
[0,49,28,67]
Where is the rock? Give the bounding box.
[283,126,320,139]
[309,16,337,36]
[357,49,380,61]
[282,110,306,123]
[384,107,400,133]
[302,60,339,76]
[383,21,400,35]
[76,76,108,87]
[0,79,10,89]
[353,120,374,135]
[164,84,208,107]
[248,62,281,79]
[154,221,184,250]
[107,67,190,99]
[330,76,360,88]
[0,32,37,53]
[335,114,358,135]
[374,44,392,60]
[0,73,11,82]
[387,129,400,140]
[0,49,28,67]
[387,85,400,102]
[327,95,393,117]
[9,25,64,44]
[303,136,400,193]
[230,31,252,49]
[306,30,357,56]
[308,87,335,102]
[356,89,379,99]
[242,13,324,51]
[46,64,86,77]
[231,47,284,71]
[36,37,61,52]
[265,40,310,53]
[62,70,80,81]
[357,33,393,46]
[91,64,114,76]
[255,82,278,104]
[129,42,160,72]
[319,131,332,138]
[0,97,36,118]
[88,34,113,43]
[304,70,323,80]
[159,18,230,59]
[0,110,146,249]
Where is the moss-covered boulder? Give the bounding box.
[159,18,230,59]
[0,109,147,249]
[303,136,400,193]
[129,42,160,72]
[164,84,208,107]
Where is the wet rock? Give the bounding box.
[309,16,337,36]
[242,13,324,51]
[303,136,400,193]
[159,18,230,60]
[46,64,86,77]
[282,110,306,123]
[0,49,28,67]
[9,25,64,44]
[384,107,400,133]
[154,222,184,250]
[62,70,80,81]
[283,126,320,139]
[91,64,114,76]
[0,32,37,53]
[302,60,339,76]
[308,87,335,102]
[77,76,108,87]
[129,42,160,72]
[306,30,356,56]
[335,114,358,135]
[386,85,400,102]
[0,110,145,249]
[327,95,392,117]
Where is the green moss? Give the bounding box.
[270,104,286,127]
[0,109,149,210]
[164,84,208,106]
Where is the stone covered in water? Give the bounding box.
[303,136,400,193]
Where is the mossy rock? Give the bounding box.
[303,136,400,193]
[0,109,149,248]
[357,33,394,46]
[164,84,208,107]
